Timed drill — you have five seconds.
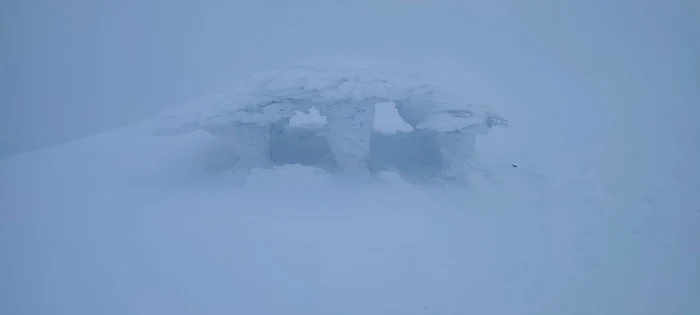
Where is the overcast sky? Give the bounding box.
[1,0,698,159]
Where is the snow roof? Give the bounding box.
[155,62,506,134]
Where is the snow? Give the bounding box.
[154,60,499,134]
[154,61,507,184]
[289,108,326,128]
[2,60,699,315]
[373,102,413,134]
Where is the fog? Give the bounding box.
[2,2,700,314]
[2,0,698,161]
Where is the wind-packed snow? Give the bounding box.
[1,59,699,315]
[155,62,507,184]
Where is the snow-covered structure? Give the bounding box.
[154,62,507,184]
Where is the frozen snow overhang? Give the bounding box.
[153,63,507,136]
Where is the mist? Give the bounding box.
[1,0,698,164]
[2,1,700,314]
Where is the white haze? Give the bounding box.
[2,0,697,159]
[1,1,699,315]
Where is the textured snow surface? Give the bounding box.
[155,62,506,135]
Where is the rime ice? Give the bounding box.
[155,62,507,184]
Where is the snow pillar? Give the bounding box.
[433,128,478,183]
[321,99,376,173]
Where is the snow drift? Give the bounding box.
[154,62,507,185]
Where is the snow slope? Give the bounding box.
[1,68,699,314]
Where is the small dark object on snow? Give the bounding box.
[511,164,517,168]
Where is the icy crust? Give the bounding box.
[159,65,505,133]
[154,63,508,184]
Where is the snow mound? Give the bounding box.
[154,61,507,184]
